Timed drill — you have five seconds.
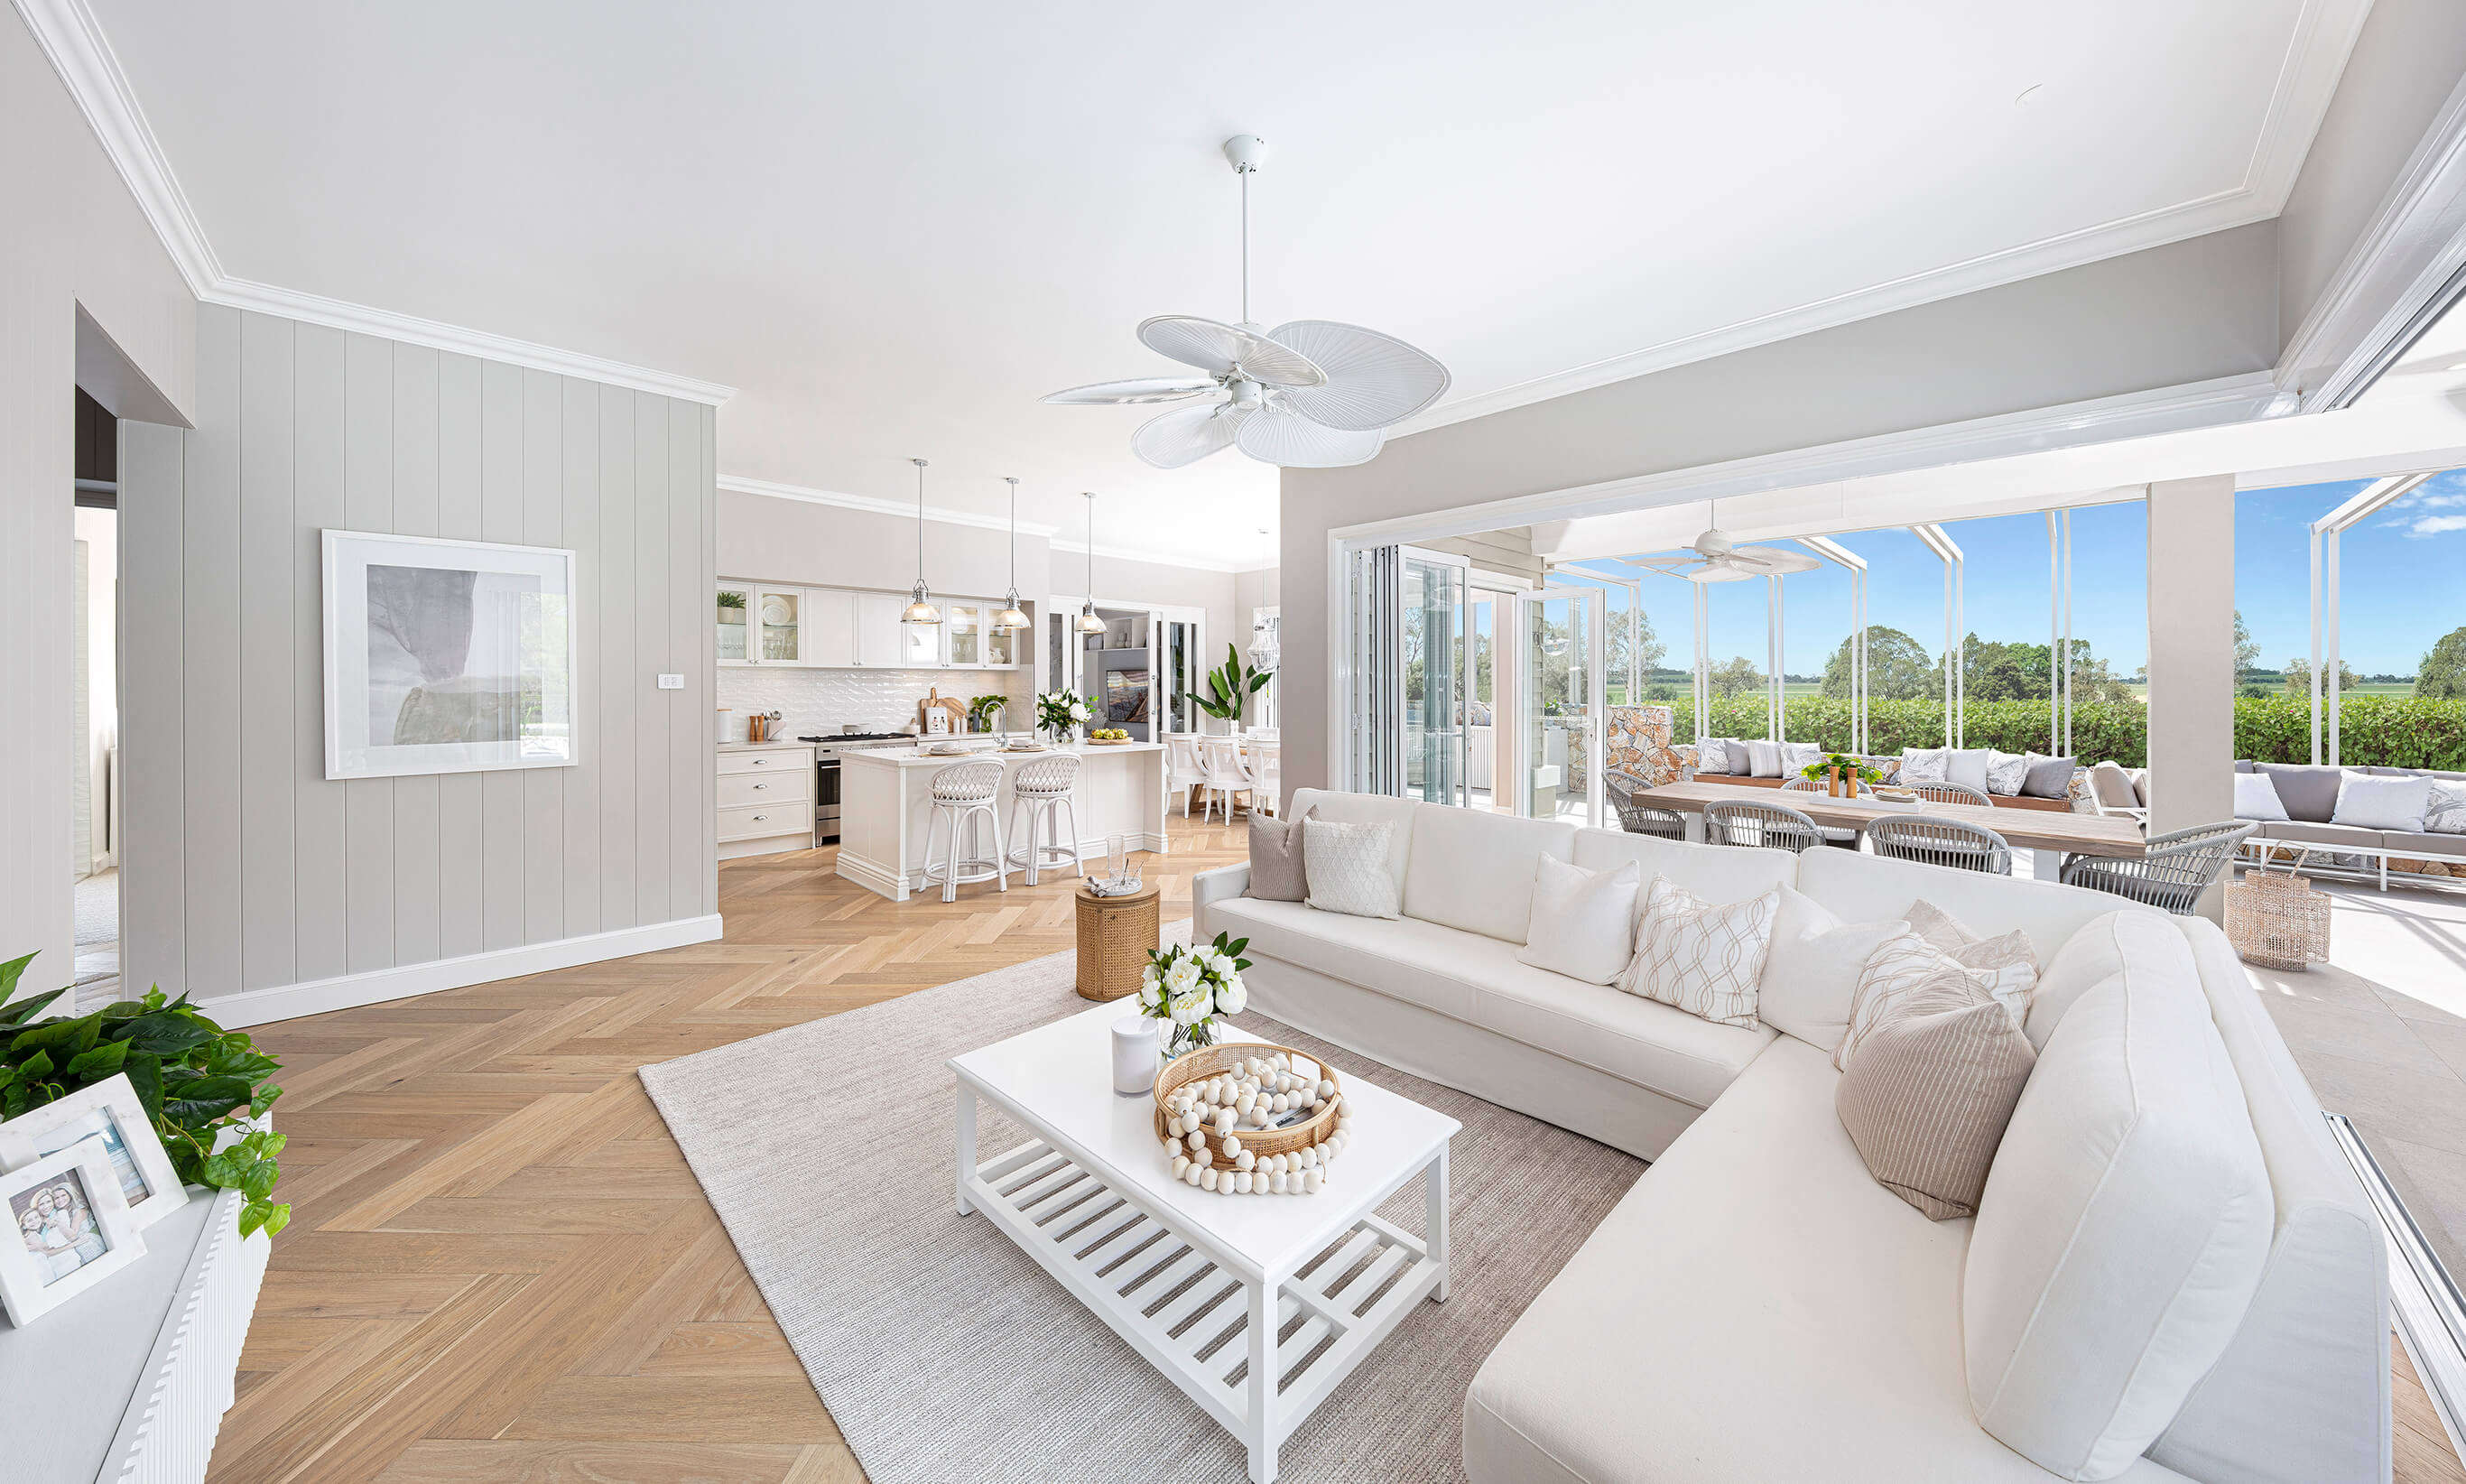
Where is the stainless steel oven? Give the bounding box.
[802,733,908,845]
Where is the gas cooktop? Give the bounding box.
[801,731,910,744]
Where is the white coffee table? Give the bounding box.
[950,1004,1460,1483]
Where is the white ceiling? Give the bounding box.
[85,0,2361,570]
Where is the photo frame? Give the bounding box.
[323,530,579,780]
[0,1073,187,1232]
[0,1142,146,1326]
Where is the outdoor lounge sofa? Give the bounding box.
[2235,760,2466,889]
[1194,789,2386,1484]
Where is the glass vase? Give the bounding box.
[1161,1018,1219,1070]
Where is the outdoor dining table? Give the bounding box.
[1633,780,2148,881]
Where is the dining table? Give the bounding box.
[1632,780,2147,881]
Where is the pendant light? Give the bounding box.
[992,476,1030,631]
[1075,491,1108,635]
[902,458,941,626]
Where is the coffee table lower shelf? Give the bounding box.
[958,1131,1446,1482]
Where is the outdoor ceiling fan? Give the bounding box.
[1632,504,1821,583]
[1040,134,1451,469]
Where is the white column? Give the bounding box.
[2145,475,2237,919]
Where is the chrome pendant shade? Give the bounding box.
[903,458,941,626]
[1075,491,1107,635]
[993,475,1030,631]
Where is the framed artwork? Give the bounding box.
[0,1073,187,1232]
[0,1142,146,1325]
[323,530,579,780]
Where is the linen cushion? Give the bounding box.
[2021,753,2077,799]
[1284,788,1415,899]
[1243,806,1314,901]
[1620,874,1780,1029]
[1984,749,2029,796]
[2231,773,2289,823]
[1756,886,1908,1053]
[1900,747,1950,784]
[1837,996,2037,1220]
[2428,779,2466,835]
[2331,770,2432,832]
[1699,737,1740,774]
[1966,972,2274,1481]
[1401,804,1575,944]
[1303,819,1400,919]
[1782,741,1823,777]
[2088,761,2140,810]
[1744,739,1785,777]
[1946,748,1993,796]
[1836,929,1990,1071]
[1516,856,1639,985]
[1904,899,2041,1022]
[2254,762,2341,823]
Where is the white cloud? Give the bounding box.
[2404,515,2466,537]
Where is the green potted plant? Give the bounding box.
[1196,644,1272,733]
[967,694,1006,734]
[1799,752,1883,798]
[0,952,290,1238]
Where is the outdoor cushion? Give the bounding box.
[2234,759,2256,774]
[1946,748,1993,795]
[2254,763,2341,824]
[2252,821,2384,851]
[1745,739,1785,777]
[2378,830,2466,858]
[2425,780,2466,834]
[1985,749,2029,795]
[1900,747,1950,784]
[2232,773,2289,822]
[2022,754,2077,799]
[2089,761,2140,810]
[2331,771,2431,832]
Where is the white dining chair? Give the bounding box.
[1247,740,1281,817]
[1164,734,1208,816]
[1199,737,1255,822]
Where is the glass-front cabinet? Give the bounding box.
[756,588,804,663]
[944,604,986,668]
[902,614,941,668]
[984,613,1020,668]
[719,580,1025,668]
[717,582,754,663]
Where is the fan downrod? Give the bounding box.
[1222,134,1266,173]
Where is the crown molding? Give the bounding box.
[1394,0,2369,441]
[14,0,736,406]
[718,473,1060,539]
[1050,539,1243,574]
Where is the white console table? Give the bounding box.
[0,1184,270,1482]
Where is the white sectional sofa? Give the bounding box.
[1193,788,2389,1484]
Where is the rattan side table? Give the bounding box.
[1075,882,1161,1001]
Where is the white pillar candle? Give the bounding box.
[1111,1016,1161,1096]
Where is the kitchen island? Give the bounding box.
[836,740,1168,902]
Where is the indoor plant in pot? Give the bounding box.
[1196,644,1272,734]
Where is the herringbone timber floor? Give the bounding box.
[205,812,1247,1484]
[199,809,2461,1484]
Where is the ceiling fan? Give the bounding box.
[1631,504,1821,582]
[1041,134,1451,469]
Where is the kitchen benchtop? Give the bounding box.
[843,739,1164,767]
[716,740,816,753]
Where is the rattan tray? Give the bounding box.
[1153,1041,1341,1173]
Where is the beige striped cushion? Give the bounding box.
[1835,995,2038,1220]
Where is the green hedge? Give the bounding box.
[1660,694,2466,770]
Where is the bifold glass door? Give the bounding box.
[1402,552,1469,805]
[1516,588,1605,826]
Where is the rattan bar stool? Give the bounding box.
[1006,752,1085,886]
[921,759,1009,902]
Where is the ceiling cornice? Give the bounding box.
[1391,0,2371,441]
[12,0,737,406]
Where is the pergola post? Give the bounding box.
[1798,535,1868,754]
[2308,472,2433,765]
[1913,524,1964,747]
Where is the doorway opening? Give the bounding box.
[72,386,120,1006]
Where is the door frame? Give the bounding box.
[1513,586,1608,828]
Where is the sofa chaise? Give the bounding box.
[1194,789,2387,1484]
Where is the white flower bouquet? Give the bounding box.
[1034,690,1094,740]
[1138,932,1252,1065]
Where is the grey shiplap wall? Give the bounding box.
[120,304,718,1004]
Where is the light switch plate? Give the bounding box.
[656,673,684,690]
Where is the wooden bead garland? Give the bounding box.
[1152,1042,1353,1198]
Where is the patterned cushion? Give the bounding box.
[1900,747,1950,784]
[1904,899,2040,1022]
[1782,741,1823,777]
[1618,874,1780,1029]
[1839,927,2010,1071]
[2429,779,2466,835]
[1744,739,1784,777]
[1836,994,2037,1220]
[1303,818,1400,919]
[1985,749,2029,796]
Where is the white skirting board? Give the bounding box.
[196,914,724,1029]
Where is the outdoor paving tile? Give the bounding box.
[2379,1136,2466,1285]
[2259,994,2456,1080]
[2405,1015,2466,1083]
[2294,1050,2466,1162]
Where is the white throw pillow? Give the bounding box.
[1757,886,1909,1052]
[1619,874,1780,1029]
[1744,739,1784,778]
[2331,770,2432,831]
[2232,772,2290,823]
[1904,899,2041,1023]
[1781,741,1823,778]
[1303,818,1401,919]
[1946,748,1993,795]
[1516,856,1640,985]
[1696,737,1737,774]
[1984,749,2028,796]
[1967,974,2274,1480]
[1900,747,1950,784]
[2428,779,2466,835]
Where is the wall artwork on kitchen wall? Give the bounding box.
[321,530,579,780]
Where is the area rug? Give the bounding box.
[639,923,1646,1483]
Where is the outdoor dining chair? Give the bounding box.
[2061,820,2257,914]
[1703,799,1827,855]
[1868,814,2014,875]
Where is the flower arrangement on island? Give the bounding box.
[1034,690,1093,740]
[1138,932,1251,1062]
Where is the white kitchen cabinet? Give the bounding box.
[945,603,987,668]
[717,581,755,664]
[805,588,856,666]
[852,591,905,666]
[901,612,941,667]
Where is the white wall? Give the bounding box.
[2,5,197,998]
[1234,566,1279,618]
[1278,223,2283,794]
[117,305,719,1012]
[718,487,1052,602]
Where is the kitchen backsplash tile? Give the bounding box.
[717,668,1028,741]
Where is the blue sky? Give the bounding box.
[1562,472,2466,678]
